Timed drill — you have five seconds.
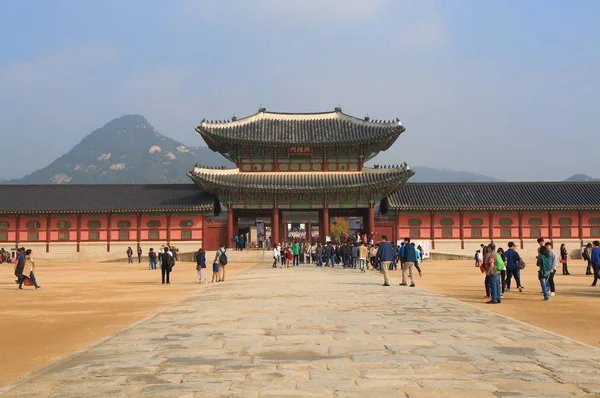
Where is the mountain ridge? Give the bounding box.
[3,114,597,184]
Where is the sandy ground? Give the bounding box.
[2,257,600,388]
[405,257,600,348]
[0,261,254,387]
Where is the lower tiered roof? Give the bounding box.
[387,182,600,211]
[0,184,215,214]
[187,167,414,192]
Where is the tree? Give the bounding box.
[329,217,349,243]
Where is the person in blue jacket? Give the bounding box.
[376,235,394,286]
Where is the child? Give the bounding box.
[212,260,220,282]
[475,250,482,267]
[286,247,293,268]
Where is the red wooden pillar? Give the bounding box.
[136,213,142,244]
[306,220,311,242]
[46,213,51,252]
[578,211,584,246]
[396,212,401,243]
[106,213,112,252]
[368,204,375,238]
[15,214,21,248]
[518,211,524,249]
[76,214,82,252]
[322,205,330,241]
[227,205,234,248]
[548,211,553,243]
[488,211,494,242]
[459,211,464,249]
[429,211,435,250]
[167,213,172,246]
[272,204,279,244]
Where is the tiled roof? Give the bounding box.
[387,182,600,211]
[197,109,404,146]
[188,167,414,192]
[0,184,215,214]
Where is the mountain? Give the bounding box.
[8,115,231,184]
[408,166,503,183]
[4,114,509,184]
[564,174,599,182]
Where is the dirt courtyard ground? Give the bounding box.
[1,257,599,388]
[407,257,600,348]
[0,260,255,387]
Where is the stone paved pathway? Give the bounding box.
[3,264,600,397]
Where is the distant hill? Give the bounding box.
[408,166,502,183]
[564,174,599,182]
[8,115,231,184]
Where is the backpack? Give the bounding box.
[582,249,590,261]
[149,252,156,260]
[167,254,175,268]
[494,253,505,271]
[219,250,228,266]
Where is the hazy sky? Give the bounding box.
[1,0,599,181]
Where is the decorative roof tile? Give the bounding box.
[387,182,600,211]
[197,109,404,146]
[0,184,214,214]
[188,167,414,192]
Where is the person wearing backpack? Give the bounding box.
[215,244,228,282]
[504,242,524,292]
[159,247,173,285]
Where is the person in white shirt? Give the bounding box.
[272,246,279,268]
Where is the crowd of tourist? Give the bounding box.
[477,238,600,304]
[268,235,426,287]
[11,247,41,290]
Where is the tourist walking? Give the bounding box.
[546,242,557,296]
[485,244,501,304]
[196,248,207,283]
[215,244,228,281]
[482,244,493,300]
[376,235,394,286]
[475,250,482,267]
[358,242,368,273]
[137,245,143,263]
[14,247,27,290]
[538,245,551,300]
[126,247,134,263]
[400,238,417,287]
[159,247,173,285]
[316,243,324,267]
[148,248,157,270]
[583,243,593,275]
[560,243,570,275]
[504,242,523,292]
[591,241,600,287]
[411,242,423,277]
[23,249,40,289]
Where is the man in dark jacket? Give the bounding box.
[14,247,26,290]
[400,238,417,287]
[376,235,394,286]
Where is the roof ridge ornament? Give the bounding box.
[334,106,342,113]
[258,107,266,113]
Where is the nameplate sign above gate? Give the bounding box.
[287,146,313,155]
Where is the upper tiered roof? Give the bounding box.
[196,107,404,157]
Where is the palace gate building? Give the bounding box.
[1,108,600,260]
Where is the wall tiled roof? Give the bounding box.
[197,110,404,145]
[0,184,214,214]
[387,182,600,211]
[188,167,414,192]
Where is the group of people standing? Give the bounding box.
[479,238,600,304]
[269,236,425,287]
[13,247,40,290]
[195,244,229,284]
